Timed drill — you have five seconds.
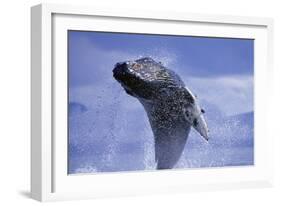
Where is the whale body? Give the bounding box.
[113,57,209,169]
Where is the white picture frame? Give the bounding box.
[31,3,274,202]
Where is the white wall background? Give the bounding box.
[0,0,280,205]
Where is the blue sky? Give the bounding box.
[69,32,253,78]
[68,30,254,116]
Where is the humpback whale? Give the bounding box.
[113,57,209,169]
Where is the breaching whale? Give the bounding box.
[113,57,209,169]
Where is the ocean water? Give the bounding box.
[68,85,254,174]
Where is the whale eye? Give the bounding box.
[201,109,205,114]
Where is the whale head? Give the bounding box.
[113,57,185,100]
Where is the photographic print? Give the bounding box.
[68,31,254,174]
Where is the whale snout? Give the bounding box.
[113,62,129,81]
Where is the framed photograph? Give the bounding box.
[31,3,274,201]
